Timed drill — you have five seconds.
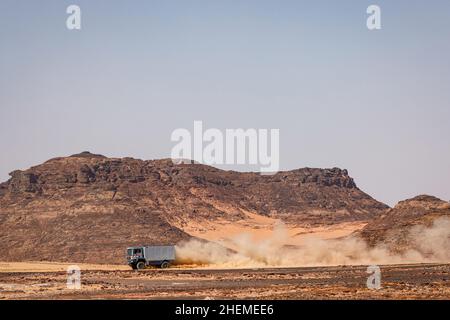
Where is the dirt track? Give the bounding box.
[0,263,449,300]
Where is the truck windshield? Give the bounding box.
[127,249,132,256]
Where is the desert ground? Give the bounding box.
[1,218,449,300]
[0,262,449,300]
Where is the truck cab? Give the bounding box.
[126,245,175,270]
[126,247,145,269]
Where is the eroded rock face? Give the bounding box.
[8,171,41,194]
[358,195,450,254]
[0,152,389,263]
[394,195,450,211]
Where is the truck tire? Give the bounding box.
[131,264,137,270]
[160,261,170,269]
[136,261,145,270]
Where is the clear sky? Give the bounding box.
[1,0,449,206]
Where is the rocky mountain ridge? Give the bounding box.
[0,151,389,263]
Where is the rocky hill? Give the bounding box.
[359,195,450,255]
[0,152,388,263]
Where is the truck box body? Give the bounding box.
[126,245,176,269]
[144,245,176,262]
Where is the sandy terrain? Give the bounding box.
[0,263,448,300]
[1,205,448,300]
[181,210,366,250]
[0,262,129,273]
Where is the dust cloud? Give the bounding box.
[175,219,450,268]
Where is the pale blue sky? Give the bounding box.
[1,0,450,206]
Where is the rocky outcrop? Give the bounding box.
[0,152,389,263]
[358,195,450,254]
[7,171,41,194]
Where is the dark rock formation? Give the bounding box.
[358,195,450,253]
[0,152,389,263]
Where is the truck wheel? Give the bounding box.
[131,264,137,270]
[160,261,170,269]
[136,261,145,270]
